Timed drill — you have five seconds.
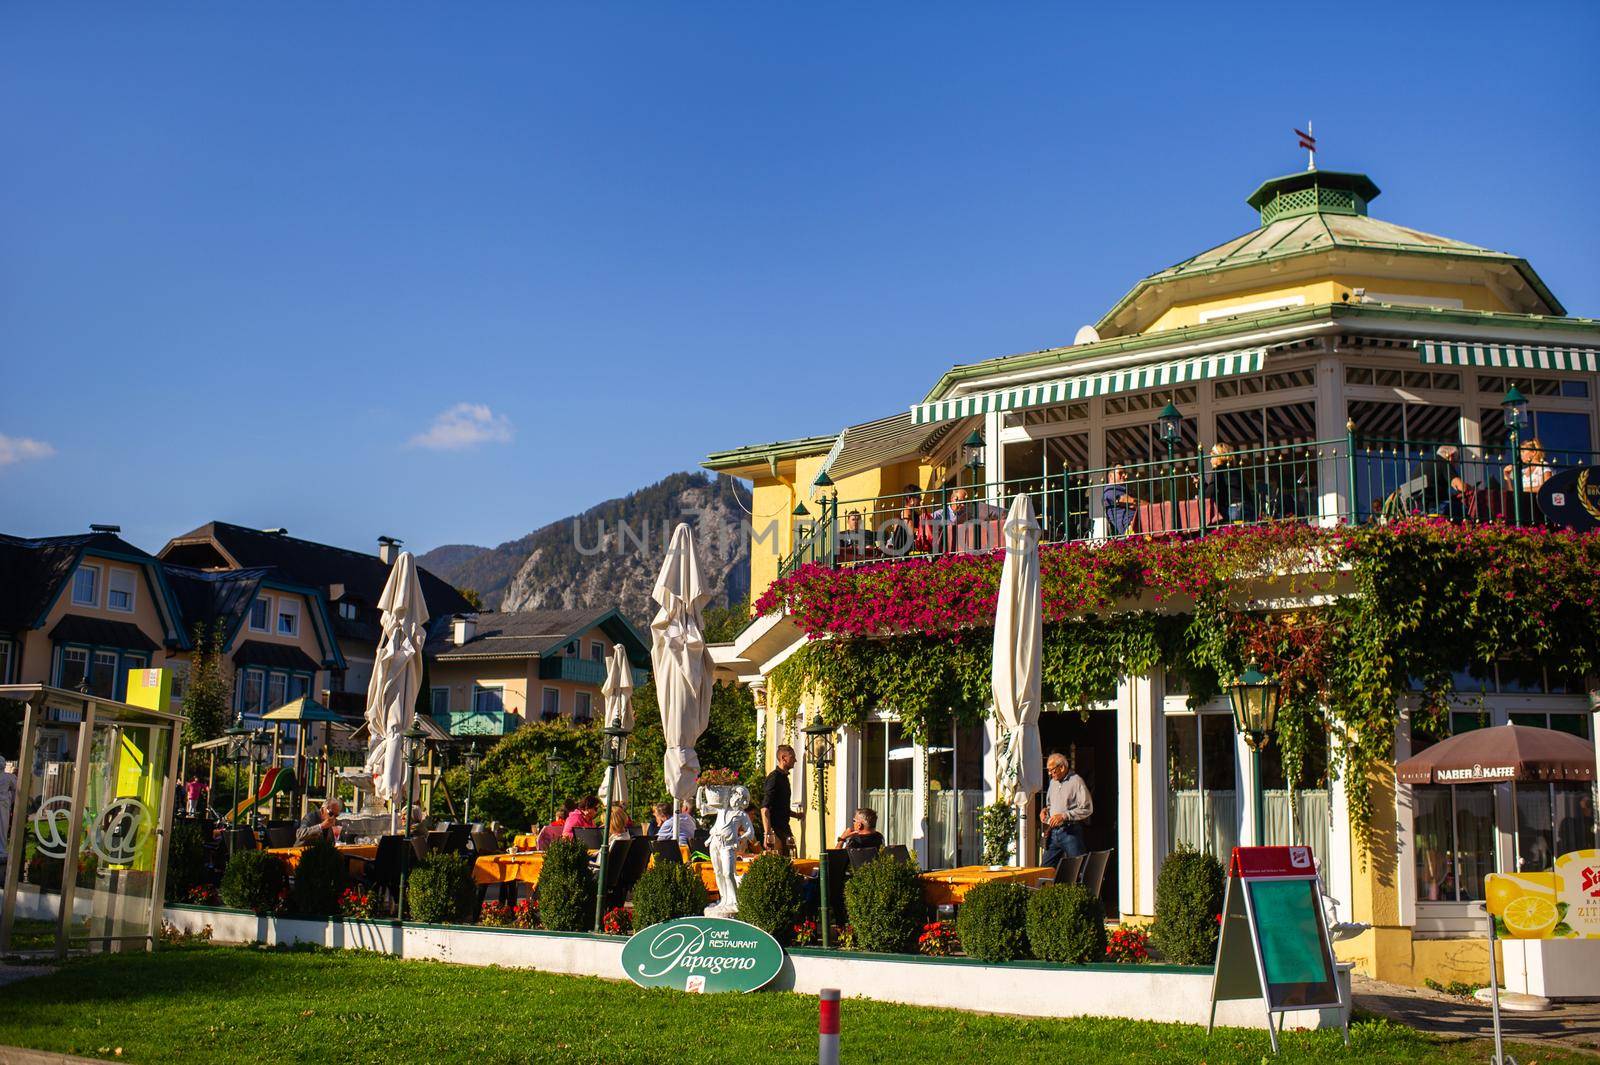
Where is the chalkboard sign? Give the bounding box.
[1208,846,1346,1054]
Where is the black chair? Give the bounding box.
[596,838,632,907]
[426,829,449,853]
[845,845,881,870]
[605,838,651,910]
[883,844,911,866]
[225,826,258,853]
[1054,853,1087,885]
[573,826,603,850]
[821,848,849,923]
[1081,849,1112,901]
[689,827,710,855]
[650,838,683,865]
[266,825,297,849]
[441,824,471,856]
[358,835,413,903]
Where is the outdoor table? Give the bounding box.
[511,833,542,851]
[472,853,545,888]
[917,865,1055,907]
[689,857,819,899]
[265,843,379,878]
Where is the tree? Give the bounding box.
[182,622,233,747]
[457,587,485,611]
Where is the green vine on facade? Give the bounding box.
[760,520,1600,855]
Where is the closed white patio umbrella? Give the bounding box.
[650,523,714,844]
[363,551,430,833]
[599,643,635,811]
[992,493,1043,866]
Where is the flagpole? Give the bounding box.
[1308,119,1315,171]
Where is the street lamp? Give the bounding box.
[224,714,250,856]
[1158,402,1183,533]
[248,727,272,832]
[1503,385,1530,525]
[545,753,564,822]
[1228,663,1282,846]
[963,429,985,489]
[462,741,481,826]
[802,713,837,949]
[594,717,633,932]
[398,721,427,918]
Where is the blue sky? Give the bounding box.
[4,3,1597,555]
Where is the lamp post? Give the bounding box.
[1228,663,1282,847]
[594,717,632,932]
[802,714,837,949]
[224,714,249,856]
[963,429,985,492]
[1503,385,1530,525]
[545,753,564,823]
[399,721,426,918]
[813,469,836,562]
[1158,402,1183,533]
[248,727,272,831]
[462,741,481,825]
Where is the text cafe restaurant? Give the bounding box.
[704,164,1600,988]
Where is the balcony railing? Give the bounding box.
[777,430,1598,576]
[537,657,650,688]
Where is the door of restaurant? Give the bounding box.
[1036,706,1118,916]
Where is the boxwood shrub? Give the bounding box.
[630,861,709,930]
[736,854,804,944]
[220,850,286,915]
[842,854,922,953]
[406,852,477,924]
[1025,882,1106,964]
[536,837,596,931]
[956,880,1030,962]
[1151,848,1225,964]
[164,820,210,902]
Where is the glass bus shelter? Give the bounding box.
[1,683,185,959]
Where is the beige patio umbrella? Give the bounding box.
[599,643,635,812]
[363,551,430,832]
[992,493,1043,865]
[650,523,714,844]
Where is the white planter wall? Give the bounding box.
[1501,938,1600,1000]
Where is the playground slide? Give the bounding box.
[223,766,297,824]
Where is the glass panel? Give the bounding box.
[430,688,449,715]
[863,721,915,854]
[1549,714,1590,740]
[266,673,287,711]
[59,649,89,692]
[1515,784,1555,872]
[1413,786,1454,901]
[1201,714,1239,860]
[1554,784,1597,856]
[89,653,118,699]
[1560,380,1590,399]
[1532,410,1593,466]
[71,716,170,951]
[1260,730,1331,870]
[241,671,263,715]
[72,567,98,605]
[287,675,309,701]
[1453,786,1496,901]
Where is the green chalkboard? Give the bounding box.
[1245,878,1337,1008]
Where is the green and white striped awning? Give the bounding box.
[1418,341,1600,372]
[911,347,1266,425]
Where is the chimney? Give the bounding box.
[89,524,122,534]
[378,535,403,564]
[452,613,477,646]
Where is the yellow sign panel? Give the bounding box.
[123,668,173,712]
[1486,850,1600,939]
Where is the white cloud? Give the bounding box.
[408,403,514,451]
[0,434,55,468]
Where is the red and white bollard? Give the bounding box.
[818,988,840,1065]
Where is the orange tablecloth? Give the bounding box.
[511,833,543,852]
[266,844,378,876]
[689,857,820,898]
[917,865,1055,907]
[473,853,545,887]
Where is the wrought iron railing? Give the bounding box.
[774,429,1599,576]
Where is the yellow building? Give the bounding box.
[425,608,650,736]
[706,168,1600,987]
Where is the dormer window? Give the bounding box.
[248,596,270,632]
[107,569,136,613]
[277,599,300,637]
[338,601,358,621]
[71,564,100,607]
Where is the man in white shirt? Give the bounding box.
[1039,752,1092,868]
[654,802,698,843]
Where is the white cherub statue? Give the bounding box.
[697,782,755,916]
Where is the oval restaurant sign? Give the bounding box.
[621,917,784,994]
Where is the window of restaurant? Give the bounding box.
[1346,399,1464,521]
[1164,708,1238,860]
[924,719,986,868]
[860,719,916,854]
[1259,728,1331,872]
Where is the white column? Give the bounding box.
[911,740,930,869]
[1314,350,1346,524]
[1326,721,1359,928]
[832,725,859,842]
[985,410,1005,506]
[1236,730,1261,849]
[1123,672,1162,917]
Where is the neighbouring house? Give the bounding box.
[425,608,650,737]
[157,522,472,709]
[704,166,1600,988]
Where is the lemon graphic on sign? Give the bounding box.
[1503,895,1561,937]
[1485,872,1557,916]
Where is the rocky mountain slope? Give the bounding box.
[418,472,751,626]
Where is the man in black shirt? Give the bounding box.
[761,744,796,855]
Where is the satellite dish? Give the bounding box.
[1073,324,1101,345]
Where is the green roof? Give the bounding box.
[703,433,835,473]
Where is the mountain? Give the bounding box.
[417,472,751,626]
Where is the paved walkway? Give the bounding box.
[0,1049,104,1065]
[1353,975,1600,1053]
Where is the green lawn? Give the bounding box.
[0,944,1585,1065]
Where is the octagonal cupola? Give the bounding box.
[1245,169,1381,225]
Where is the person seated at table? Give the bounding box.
[1204,443,1255,524]
[407,803,435,839]
[1102,466,1141,536]
[1502,437,1553,494]
[562,794,600,839]
[1410,444,1469,518]
[294,798,342,845]
[535,802,572,850]
[607,802,636,838]
[837,510,868,562]
[836,807,885,851]
[880,486,927,557]
[653,801,697,842]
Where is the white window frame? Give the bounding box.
[589,641,605,661]
[239,668,265,714]
[472,685,505,714]
[430,687,451,716]
[574,691,593,722]
[57,647,89,689]
[338,601,358,620]
[248,596,271,633]
[276,598,300,638]
[71,564,101,607]
[90,650,118,698]
[106,568,137,614]
[541,687,561,719]
[266,671,287,711]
